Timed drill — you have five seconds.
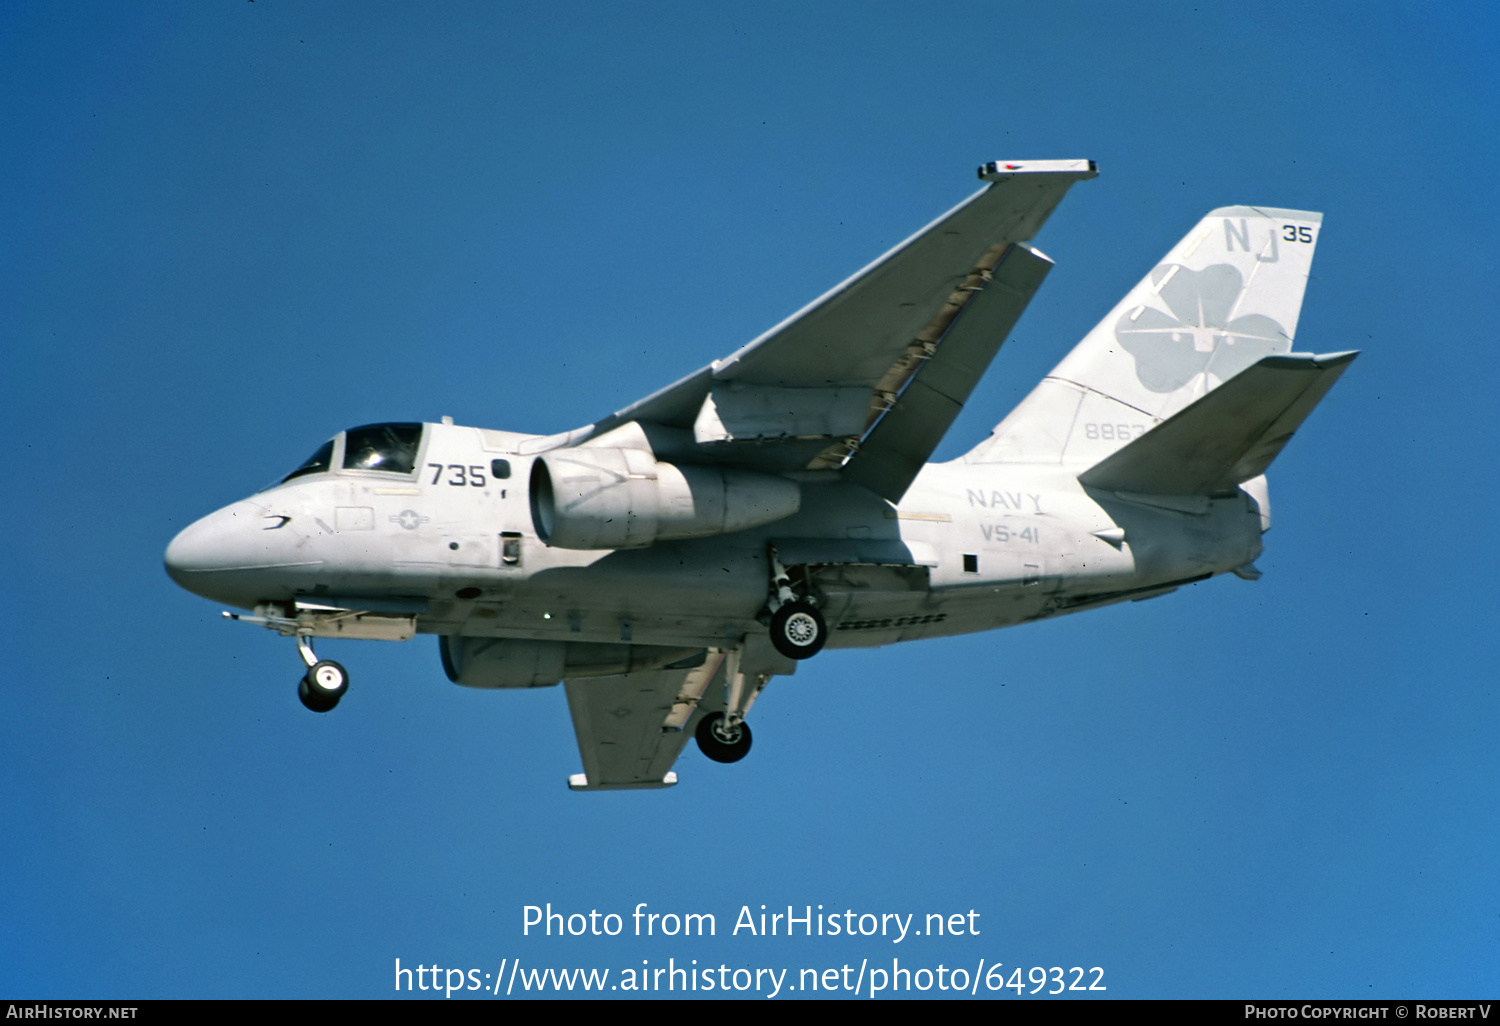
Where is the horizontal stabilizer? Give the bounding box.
[1077,351,1357,495]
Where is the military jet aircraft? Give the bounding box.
[165,158,1355,790]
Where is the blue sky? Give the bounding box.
[3,1,1496,999]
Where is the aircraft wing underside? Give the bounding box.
[556,160,1097,501]
[563,651,731,791]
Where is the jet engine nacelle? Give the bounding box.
[529,447,801,549]
[439,636,702,688]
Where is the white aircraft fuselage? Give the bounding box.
[165,420,1262,652]
[164,160,1351,789]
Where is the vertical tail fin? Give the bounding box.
[967,206,1322,467]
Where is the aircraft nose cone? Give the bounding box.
[164,517,217,586]
[163,499,274,591]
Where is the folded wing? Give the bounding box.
[562,160,1096,500]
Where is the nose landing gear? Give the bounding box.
[224,602,392,714]
[295,635,348,713]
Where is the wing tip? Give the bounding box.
[978,158,1098,182]
[567,771,679,792]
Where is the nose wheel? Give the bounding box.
[298,659,349,712]
[296,635,349,713]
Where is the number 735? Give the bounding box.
[429,463,486,486]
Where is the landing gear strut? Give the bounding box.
[691,647,771,766]
[295,634,348,713]
[766,543,827,660]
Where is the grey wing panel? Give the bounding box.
[563,654,727,791]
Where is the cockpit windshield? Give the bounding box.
[278,423,424,485]
[342,422,423,474]
[282,439,334,483]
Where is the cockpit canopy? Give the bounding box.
[282,423,424,483]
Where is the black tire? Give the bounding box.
[695,712,753,764]
[770,602,827,660]
[298,659,348,713]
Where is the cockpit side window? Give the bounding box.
[282,439,335,483]
[342,422,423,475]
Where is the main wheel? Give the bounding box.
[298,659,348,713]
[770,601,827,660]
[695,712,753,764]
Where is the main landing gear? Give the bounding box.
[690,648,772,766]
[770,602,826,660]
[766,543,827,661]
[688,545,826,764]
[295,634,348,713]
[695,712,752,763]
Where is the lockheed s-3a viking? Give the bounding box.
[165,159,1355,790]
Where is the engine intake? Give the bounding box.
[529,447,800,549]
